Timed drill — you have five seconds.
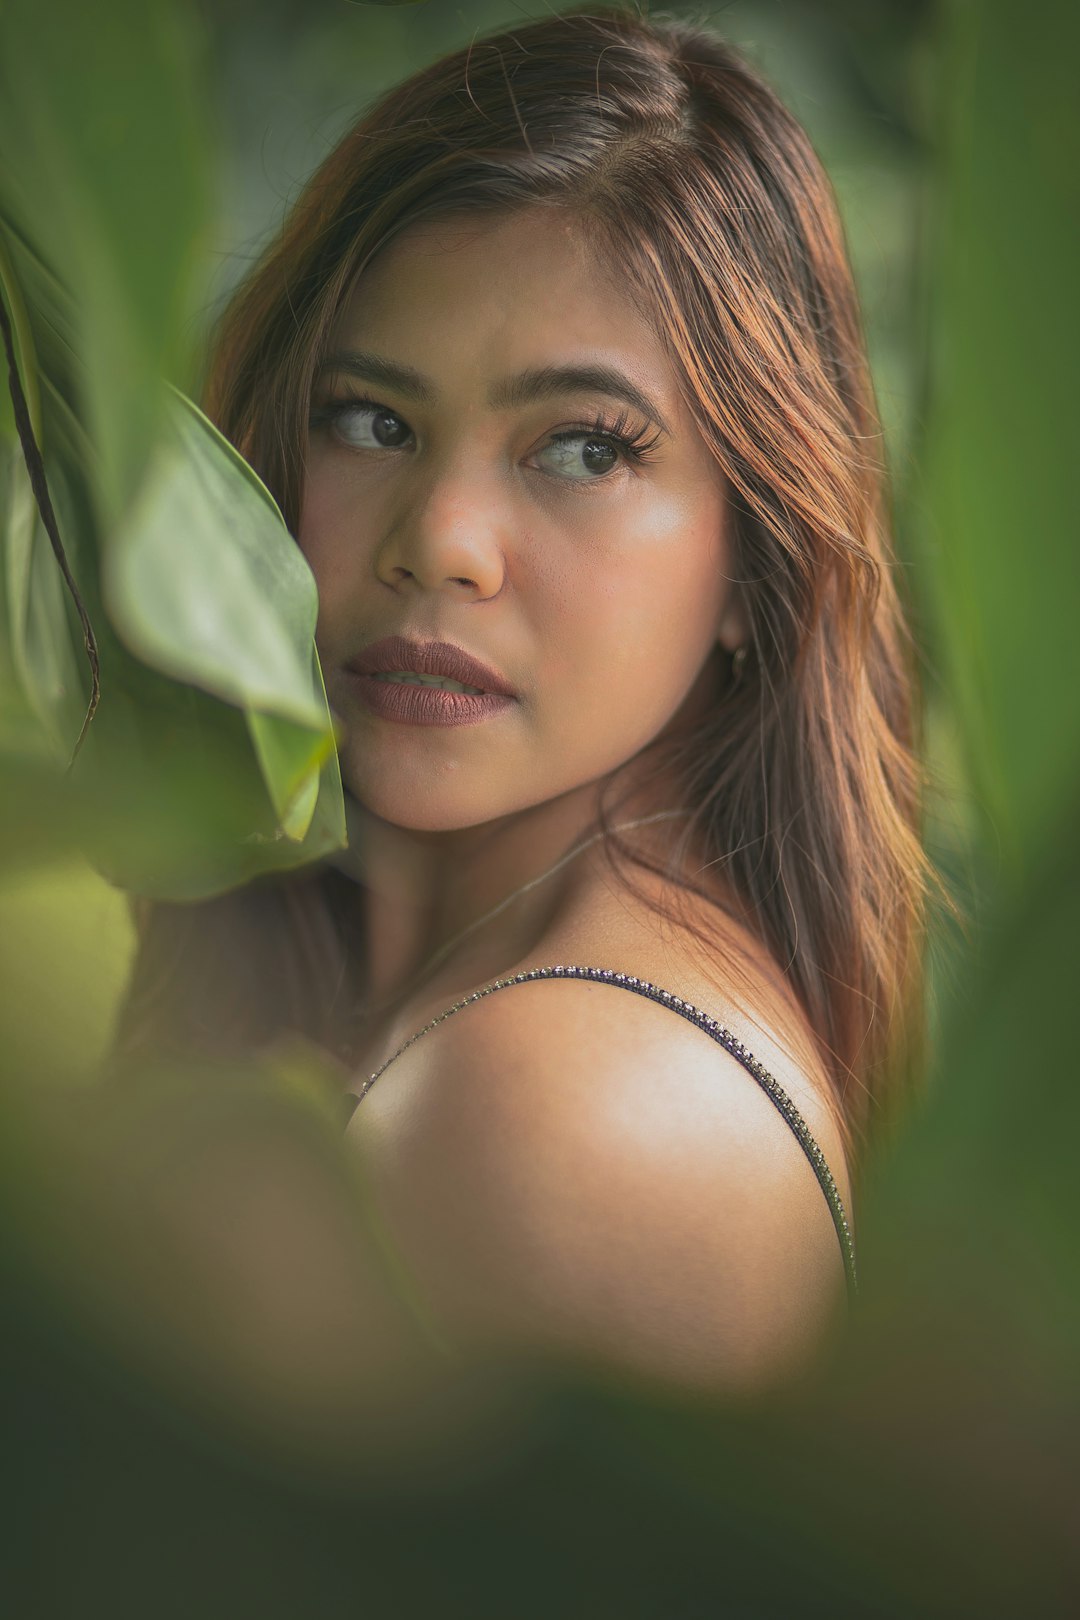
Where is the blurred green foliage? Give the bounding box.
[1,1,1077,1616]
[0,0,345,897]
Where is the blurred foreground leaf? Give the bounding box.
[0,0,346,895]
[0,855,135,1082]
[917,0,1080,882]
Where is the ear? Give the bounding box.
[715,590,750,655]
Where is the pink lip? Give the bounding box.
[343,634,517,729]
[345,635,516,697]
[348,677,515,728]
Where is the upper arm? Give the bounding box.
[349,978,848,1394]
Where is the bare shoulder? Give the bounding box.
[348,958,851,1395]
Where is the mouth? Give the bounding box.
[366,671,485,696]
[344,634,516,698]
[341,634,517,730]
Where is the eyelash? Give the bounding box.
[309,392,664,474]
[547,407,663,466]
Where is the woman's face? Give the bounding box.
[299,207,746,832]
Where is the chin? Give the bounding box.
[341,774,509,836]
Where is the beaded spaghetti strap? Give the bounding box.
[344,964,858,1298]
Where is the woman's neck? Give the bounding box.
[335,782,605,1009]
[333,778,696,1021]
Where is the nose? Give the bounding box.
[373,460,507,602]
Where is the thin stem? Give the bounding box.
[0,232,42,445]
[0,290,99,767]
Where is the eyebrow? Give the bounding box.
[318,348,671,436]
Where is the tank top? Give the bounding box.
[342,963,858,1297]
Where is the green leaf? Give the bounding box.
[0,0,211,522]
[247,711,332,845]
[105,393,326,733]
[0,443,85,752]
[920,0,1080,885]
[0,0,346,896]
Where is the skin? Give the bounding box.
[299,206,747,1013]
[298,205,849,1389]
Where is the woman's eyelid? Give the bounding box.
[318,387,650,439]
[334,393,410,425]
[315,393,415,449]
[315,392,658,479]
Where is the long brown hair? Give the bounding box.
[122,5,934,1175]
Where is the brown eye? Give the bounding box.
[538,433,621,479]
[326,402,412,449]
[580,439,619,473]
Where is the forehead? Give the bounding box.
[331,207,674,395]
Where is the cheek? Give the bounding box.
[296,474,366,638]
[535,498,727,704]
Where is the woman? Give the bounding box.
[122,5,930,1393]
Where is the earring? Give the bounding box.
[730,644,749,686]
